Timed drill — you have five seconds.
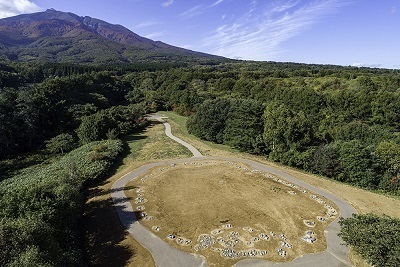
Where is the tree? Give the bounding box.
[375,141,400,193]
[76,115,103,144]
[312,143,341,177]
[45,134,75,154]
[339,214,400,267]
[263,102,291,152]
[187,98,232,143]
[223,99,265,153]
[337,140,380,187]
[263,102,313,153]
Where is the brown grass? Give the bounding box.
[162,112,400,219]
[127,161,338,266]
[82,121,192,267]
[84,112,400,267]
[349,247,371,267]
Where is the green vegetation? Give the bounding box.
[45,133,75,154]
[1,61,399,195]
[0,140,123,266]
[339,214,400,267]
[1,60,400,265]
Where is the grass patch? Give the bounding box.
[161,111,240,156]
[128,160,337,266]
[82,120,194,267]
[126,121,192,161]
[349,247,371,267]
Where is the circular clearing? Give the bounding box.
[127,161,338,266]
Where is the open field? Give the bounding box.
[126,160,338,266]
[82,121,192,267]
[85,112,399,267]
[161,112,400,219]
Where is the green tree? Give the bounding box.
[337,140,380,187]
[45,133,75,154]
[187,98,232,143]
[312,143,341,177]
[263,102,313,153]
[223,99,265,153]
[375,141,400,193]
[76,115,103,144]
[339,214,400,267]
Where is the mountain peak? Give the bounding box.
[0,9,222,63]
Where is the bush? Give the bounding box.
[339,214,400,267]
[45,133,76,154]
[0,140,123,266]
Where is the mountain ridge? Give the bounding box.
[0,9,223,64]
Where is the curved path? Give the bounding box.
[111,114,356,267]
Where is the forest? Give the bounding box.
[0,60,399,266]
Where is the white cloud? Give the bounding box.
[201,0,350,60]
[135,21,160,29]
[180,0,227,19]
[180,5,204,19]
[210,0,224,8]
[161,0,174,7]
[352,63,382,68]
[144,31,166,40]
[391,6,397,14]
[0,0,41,19]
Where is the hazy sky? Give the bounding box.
[1,0,399,68]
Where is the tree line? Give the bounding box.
[1,61,399,194]
[1,61,399,266]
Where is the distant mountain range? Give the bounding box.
[0,9,223,64]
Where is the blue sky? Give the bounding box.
[1,0,399,69]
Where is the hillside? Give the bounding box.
[0,9,223,64]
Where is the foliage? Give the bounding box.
[187,98,265,153]
[223,99,265,153]
[187,98,232,143]
[339,214,400,267]
[76,104,145,144]
[1,54,400,267]
[45,133,75,154]
[1,60,400,196]
[0,140,123,266]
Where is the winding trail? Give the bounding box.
[111,114,356,267]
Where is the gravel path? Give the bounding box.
[111,114,356,267]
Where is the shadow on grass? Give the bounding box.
[103,122,164,180]
[81,195,135,267]
[81,124,162,266]
[86,185,139,199]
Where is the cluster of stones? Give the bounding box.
[167,234,192,246]
[263,173,338,246]
[273,177,308,195]
[191,223,293,259]
[131,160,339,260]
[301,230,317,244]
[133,187,153,221]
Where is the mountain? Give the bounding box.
[0,9,223,64]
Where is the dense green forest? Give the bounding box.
[1,60,399,193]
[339,214,400,266]
[1,61,399,266]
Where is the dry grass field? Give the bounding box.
[83,112,400,267]
[162,112,400,219]
[126,160,338,266]
[82,121,191,267]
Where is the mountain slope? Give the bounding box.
[0,9,223,64]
